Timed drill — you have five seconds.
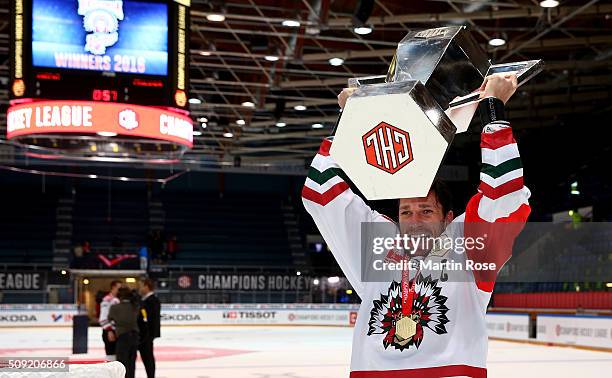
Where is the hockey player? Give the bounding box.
[99,280,122,361]
[303,73,530,377]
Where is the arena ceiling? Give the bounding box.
[0,0,611,177]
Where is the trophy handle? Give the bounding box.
[448,59,544,108]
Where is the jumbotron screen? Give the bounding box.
[10,0,190,109]
[32,0,168,76]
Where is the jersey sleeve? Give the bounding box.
[464,122,531,292]
[99,297,116,330]
[302,138,381,297]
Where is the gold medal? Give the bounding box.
[395,316,417,340]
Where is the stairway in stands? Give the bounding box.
[52,195,74,269]
[281,201,309,273]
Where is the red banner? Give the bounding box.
[7,100,193,148]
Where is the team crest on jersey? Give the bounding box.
[367,274,449,351]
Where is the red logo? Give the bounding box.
[177,275,192,288]
[362,122,413,174]
[349,311,358,326]
[223,311,238,319]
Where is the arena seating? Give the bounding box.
[162,193,294,267]
[72,189,149,255]
[0,190,58,265]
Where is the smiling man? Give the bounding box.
[302,73,531,377]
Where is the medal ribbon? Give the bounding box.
[401,258,420,317]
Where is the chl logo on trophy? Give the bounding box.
[367,274,450,351]
[362,122,414,174]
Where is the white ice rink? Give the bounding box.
[0,326,610,377]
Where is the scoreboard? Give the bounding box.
[10,0,190,109]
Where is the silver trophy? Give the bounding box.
[331,26,543,200]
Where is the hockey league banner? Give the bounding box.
[0,271,46,291]
[170,272,313,291]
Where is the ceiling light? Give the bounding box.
[312,123,324,129]
[61,270,67,275]
[489,38,506,47]
[276,122,286,127]
[199,51,212,56]
[206,14,226,22]
[223,132,234,138]
[327,276,340,284]
[313,279,320,285]
[241,101,255,107]
[294,105,307,111]
[188,98,202,104]
[236,119,246,126]
[265,55,279,62]
[83,279,89,285]
[354,26,373,35]
[296,271,301,276]
[197,117,208,123]
[97,131,117,137]
[119,177,129,181]
[193,130,202,136]
[125,277,136,283]
[329,57,344,66]
[88,175,97,179]
[201,123,207,129]
[539,0,559,8]
[282,20,301,27]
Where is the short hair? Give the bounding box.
[141,278,155,291]
[398,178,453,215]
[117,287,132,300]
[110,280,122,290]
[430,178,453,215]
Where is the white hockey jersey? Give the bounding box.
[99,293,120,331]
[303,123,531,377]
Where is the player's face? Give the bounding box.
[398,191,450,238]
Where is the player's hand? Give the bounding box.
[107,331,116,342]
[337,88,357,110]
[479,73,518,104]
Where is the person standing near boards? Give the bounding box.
[138,278,161,378]
[99,280,121,361]
[108,287,140,378]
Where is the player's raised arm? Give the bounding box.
[464,74,531,291]
[302,88,389,297]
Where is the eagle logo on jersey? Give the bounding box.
[367,274,449,351]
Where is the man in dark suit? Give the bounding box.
[138,278,161,378]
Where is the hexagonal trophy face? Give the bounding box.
[330,81,455,200]
[362,121,414,175]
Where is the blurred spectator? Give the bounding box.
[83,240,91,254]
[166,235,178,260]
[108,287,140,378]
[74,245,83,259]
[139,245,149,271]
